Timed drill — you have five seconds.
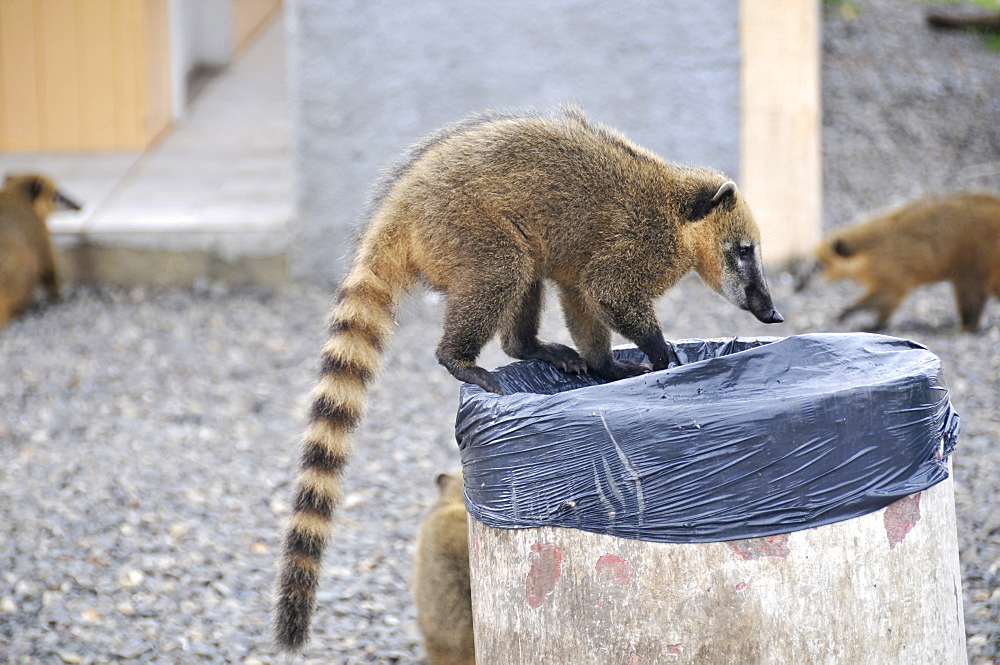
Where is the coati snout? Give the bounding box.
[274,106,783,653]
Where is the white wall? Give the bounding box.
[169,0,234,120]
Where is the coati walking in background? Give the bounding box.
[412,470,475,665]
[0,174,81,329]
[796,192,1000,331]
[273,106,782,652]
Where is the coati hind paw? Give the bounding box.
[458,366,505,395]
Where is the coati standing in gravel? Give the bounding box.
[412,470,474,665]
[0,174,81,329]
[273,106,782,652]
[796,192,1000,331]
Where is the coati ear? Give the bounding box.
[832,239,853,257]
[711,181,737,205]
[435,472,453,491]
[685,180,738,221]
[29,176,45,201]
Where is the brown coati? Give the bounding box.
[412,470,475,665]
[796,192,1000,331]
[926,9,1000,32]
[0,174,81,329]
[272,106,782,652]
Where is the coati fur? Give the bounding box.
[272,106,782,652]
[797,192,1000,331]
[0,174,81,329]
[412,470,475,665]
[926,9,1000,32]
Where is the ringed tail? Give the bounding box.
[272,244,407,652]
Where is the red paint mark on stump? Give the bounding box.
[596,553,634,586]
[884,492,921,549]
[525,542,562,609]
[735,582,747,591]
[727,533,791,560]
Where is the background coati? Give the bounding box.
[412,470,474,665]
[797,191,1000,331]
[0,174,81,329]
[273,106,782,652]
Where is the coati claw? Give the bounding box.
[593,359,652,382]
[467,371,504,395]
[480,377,505,395]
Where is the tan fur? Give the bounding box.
[272,107,781,652]
[412,471,475,665]
[809,192,1000,331]
[0,174,80,328]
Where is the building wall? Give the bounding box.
[286,0,742,285]
[233,0,283,53]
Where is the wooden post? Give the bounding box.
[0,0,172,151]
[739,0,822,265]
[468,473,966,664]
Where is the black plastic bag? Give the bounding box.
[455,333,959,543]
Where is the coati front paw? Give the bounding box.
[534,342,587,374]
[593,359,652,383]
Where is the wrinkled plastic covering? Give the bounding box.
[456,333,960,543]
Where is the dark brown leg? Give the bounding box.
[499,280,586,373]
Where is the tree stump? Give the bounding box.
[467,473,966,665]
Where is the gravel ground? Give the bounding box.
[3,1,1000,663]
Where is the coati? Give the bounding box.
[272,106,782,652]
[796,192,1000,331]
[412,470,475,665]
[0,174,81,329]
[926,9,1000,32]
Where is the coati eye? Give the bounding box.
[738,245,752,259]
[832,239,852,257]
